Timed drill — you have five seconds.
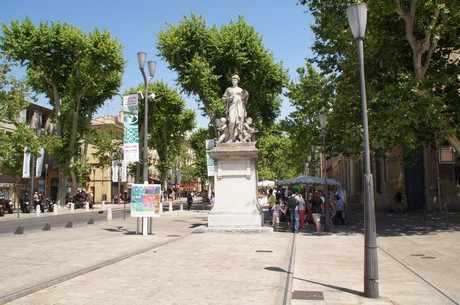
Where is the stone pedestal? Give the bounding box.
[207,142,266,231]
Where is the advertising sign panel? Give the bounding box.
[130,184,161,217]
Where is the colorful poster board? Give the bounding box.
[130,184,161,217]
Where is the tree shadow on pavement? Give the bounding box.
[101,226,136,235]
[341,203,460,237]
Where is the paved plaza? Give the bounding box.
[0,200,459,305]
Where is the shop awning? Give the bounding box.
[275,175,341,187]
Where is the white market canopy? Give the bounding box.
[258,180,275,187]
[275,175,342,187]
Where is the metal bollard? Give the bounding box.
[159,202,163,214]
[169,201,173,212]
[53,204,58,215]
[70,203,75,213]
[107,207,112,222]
[180,203,183,211]
[85,202,89,211]
[101,200,106,210]
[36,206,41,216]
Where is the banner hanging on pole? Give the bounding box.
[205,139,215,177]
[112,161,119,182]
[22,147,31,179]
[121,160,128,182]
[35,148,44,178]
[123,94,139,162]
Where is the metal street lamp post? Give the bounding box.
[311,145,317,176]
[92,167,96,206]
[114,148,123,219]
[137,52,157,184]
[319,113,330,232]
[44,164,48,206]
[347,2,379,298]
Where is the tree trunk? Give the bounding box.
[57,161,70,207]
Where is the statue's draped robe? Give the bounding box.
[222,86,246,142]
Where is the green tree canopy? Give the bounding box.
[188,127,214,188]
[127,80,196,187]
[156,14,288,136]
[297,1,459,159]
[1,18,125,204]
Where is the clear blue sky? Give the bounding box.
[1,0,315,128]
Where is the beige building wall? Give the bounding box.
[332,145,460,211]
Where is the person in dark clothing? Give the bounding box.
[333,194,345,225]
[186,193,193,210]
[311,191,323,234]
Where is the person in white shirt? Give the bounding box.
[297,192,306,230]
[272,200,285,231]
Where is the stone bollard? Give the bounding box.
[159,202,163,214]
[169,201,173,212]
[180,203,183,211]
[70,203,75,213]
[85,202,89,211]
[36,206,41,216]
[101,200,106,210]
[107,208,112,222]
[53,204,58,215]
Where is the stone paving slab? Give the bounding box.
[6,225,293,305]
[1,202,460,305]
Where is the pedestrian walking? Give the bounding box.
[298,191,306,230]
[333,194,345,225]
[287,192,300,233]
[186,192,193,210]
[267,189,276,223]
[311,191,322,234]
[272,199,285,231]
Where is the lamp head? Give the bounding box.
[319,113,327,129]
[347,3,368,40]
[137,52,147,69]
[147,61,157,78]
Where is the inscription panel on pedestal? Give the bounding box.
[217,161,251,179]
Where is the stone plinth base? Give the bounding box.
[193,224,273,234]
[207,142,264,229]
[208,213,263,228]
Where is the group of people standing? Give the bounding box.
[267,187,346,233]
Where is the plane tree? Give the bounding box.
[126,80,196,188]
[296,1,459,159]
[156,14,288,137]
[1,18,125,205]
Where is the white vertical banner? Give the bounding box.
[177,168,182,185]
[121,160,127,182]
[112,160,119,182]
[169,169,174,185]
[22,147,31,178]
[35,148,44,178]
[205,139,215,177]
